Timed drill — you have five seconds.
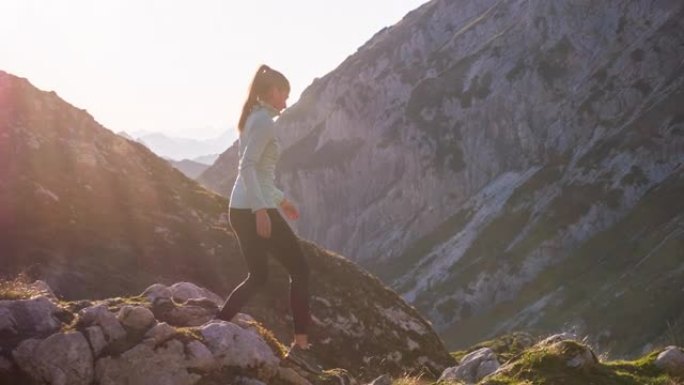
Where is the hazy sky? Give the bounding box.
[1,0,427,142]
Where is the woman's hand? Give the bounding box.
[255,209,272,238]
[279,199,300,220]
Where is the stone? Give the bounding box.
[538,333,577,346]
[277,366,313,385]
[95,339,200,385]
[12,331,94,385]
[85,325,107,356]
[186,340,215,371]
[0,296,61,336]
[141,283,173,304]
[655,346,684,377]
[143,321,177,345]
[169,282,224,306]
[200,321,279,381]
[165,301,217,327]
[117,305,156,331]
[439,347,500,384]
[78,304,126,342]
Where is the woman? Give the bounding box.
[216,64,314,356]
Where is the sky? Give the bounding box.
[0,0,428,142]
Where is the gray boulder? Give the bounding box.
[117,305,156,331]
[142,282,224,307]
[84,325,107,356]
[95,339,200,385]
[200,321,280,381]
[143,321,177,346]
[0,295,61,337]
[12,331,94,385]
[439,347,500,384]
[78,304,126,342]
[655,346,684,377]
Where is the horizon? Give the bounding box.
[0,0,428,144]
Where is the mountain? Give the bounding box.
[116,130,135,140]
[0,70,454,380]
[192,153,220,166]
[135,130,235,162]
[167,158,211,179]
[197,139,239,195]
[199,0,684,357]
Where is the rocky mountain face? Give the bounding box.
[0,71,454,380]
[199,0,684,357]
[198,139,239,195]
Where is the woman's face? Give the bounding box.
[265,86,289,111]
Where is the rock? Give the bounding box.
[0,295,61,337]
[152,296,218,327]
[439,347,500,384]
[141,283,173,304]
[117,305,156,331]
[200,321,280,381]
[78,304,126,342]
[186,340,215,371]
[12,331,94,385]
[95,339,200,385]
[550,340,598,370]
[169,282,224,306]
[235,377,267,385]
[167,301,216,326]
[538,333,577,346]
[143,321,177,345]
[655,346,684,376]
[368,374,392,385]
[84,325,107,356]
[277,366,313,385]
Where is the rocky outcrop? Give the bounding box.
[0,280,455,384]
[199,0,684,357]
[13,331,94,385]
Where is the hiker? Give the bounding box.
[215,64,315,359]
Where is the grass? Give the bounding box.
[450,332,535,364]
[481,342,679,385]
[0,274,47,300]
[242,320,289,359]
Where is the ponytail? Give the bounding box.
[237,64,290,132]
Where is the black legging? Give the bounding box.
[217,207,311,334]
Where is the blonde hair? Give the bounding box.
[237,64,290,132]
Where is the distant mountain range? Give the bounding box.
[116,129,235,165]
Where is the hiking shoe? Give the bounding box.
[284,342,323,374]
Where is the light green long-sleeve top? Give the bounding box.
[229,101,285,212]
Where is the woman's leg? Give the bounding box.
[216,208,269,322]
[266,209,311,339]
